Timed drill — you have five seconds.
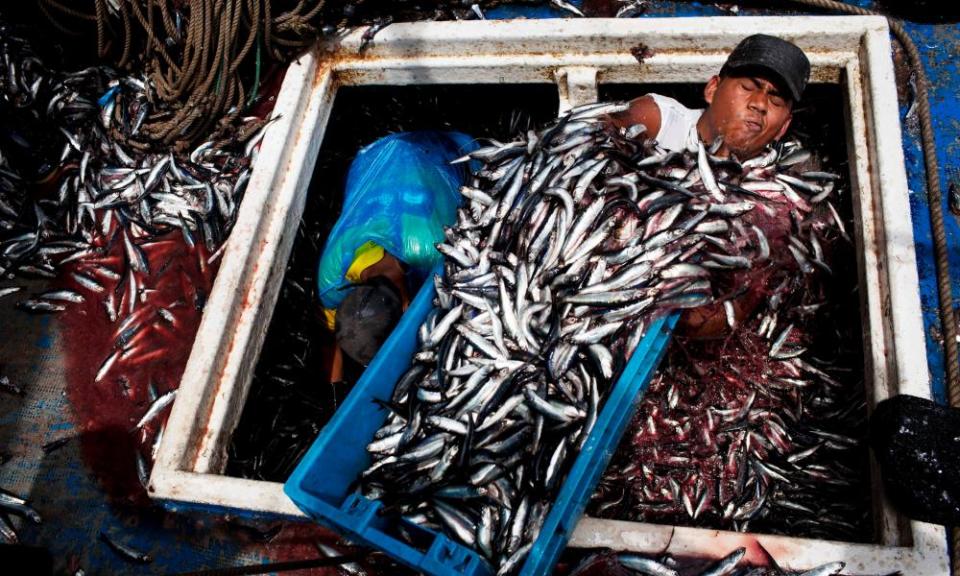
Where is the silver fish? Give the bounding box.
[134,390,177,430]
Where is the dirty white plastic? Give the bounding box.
[150,17,948,575]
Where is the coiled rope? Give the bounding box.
[39,0,326,150]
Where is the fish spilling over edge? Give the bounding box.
[358,100,844,574]
[0,60,262,303]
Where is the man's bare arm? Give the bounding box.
[606,95,662,139]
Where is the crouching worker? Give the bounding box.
[317,131,478,382]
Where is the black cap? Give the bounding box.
[335,278,403,366]
[720,34,810,102]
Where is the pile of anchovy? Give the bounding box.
[571,547,849,576]
[589,149,869,539]
[356,99,845,574]
[318,0,648,31]
[0,63,262,288]
[0,20,263,549]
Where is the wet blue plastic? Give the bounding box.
[285,274,678,576]
[316,131,478,311]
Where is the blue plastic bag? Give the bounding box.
[317,131,478,312]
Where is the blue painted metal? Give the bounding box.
[895,20,960,405]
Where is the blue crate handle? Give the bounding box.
[285,269,678,576]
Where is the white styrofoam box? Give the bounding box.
[149,17,948,574]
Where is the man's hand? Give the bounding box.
[678,291,763,339]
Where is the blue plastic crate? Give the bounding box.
[285,275,678,576]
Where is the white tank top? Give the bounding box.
[648,94,704,154]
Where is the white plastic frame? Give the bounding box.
[150,17,947,574]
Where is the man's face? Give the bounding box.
[702,74,793,159]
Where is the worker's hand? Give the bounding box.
[677,293,760,339]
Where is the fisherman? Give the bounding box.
[608,33,808,166]
[607,33,811,337]
[317,131,477,381]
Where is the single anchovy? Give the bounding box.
[700,547,746,576]
[433,500,477,546]
[42,437,70,454]
[550,0,585,16]
[769,323,794,358]
[523,386,584,422]
[72,271,107,293]
[0,287,22,299]
[569,321,623,345]
[134,390,177,430]
[0,513,17,544]
[788,244,815,274]
[706,252,752,269]
[697,141,725,202]
[151,425,165,462]
[750,225,770,262]
[135,452,150,489]
[797,561,846,576]
[123,232,150,275]
[316,543,366,576]
[38,290,85,304]
[616,553,680,576]
[0,375,23,396]
[0,491,42,523]
[827,201,850,242]
[17,299,66,313]
[99,530,153,564]
[778,148,812,167]
[777,172,823,194]
[497,542,533,576]
[724,300,737,330]
[95,349,121,383]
